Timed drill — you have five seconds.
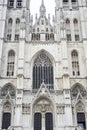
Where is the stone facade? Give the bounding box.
[0,0,87,130]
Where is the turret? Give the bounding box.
[39,0,46,16]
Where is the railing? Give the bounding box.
[64,126,83,130]
[57,126,83,130]
[0,126,23,130]
[0,125,84,130]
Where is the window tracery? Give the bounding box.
[7,18,13,41]
[73,19,79,41]
[33,52,53,89]
[71,50,80,76]
[0,85,16,99]
[7,50,15,76]
[66,19,71,41]
[15,18,20,41]
[71,85,86,99]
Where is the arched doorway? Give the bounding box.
[76,101,86,129]
[2,102,12,129]
[77,112,86,129]
[71,84,86,129]
[33,97,54,130]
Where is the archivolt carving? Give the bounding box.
[33,99,53,113]
[71,85,86,99]
[76,101,85,112]
[0,84,16,99]
[3,102,11,112]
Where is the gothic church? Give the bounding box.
[0,0,87,130]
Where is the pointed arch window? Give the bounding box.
[7,18,13,41]
[66,19,71,41]
[7,50,15,76]
[33,52,54,89]
[45,34,50,41]
[1,84,16,98]
[15,18,20,41]
[73,19,79,41]
[71,50,80,76]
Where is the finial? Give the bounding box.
[35,13,38,21]
[40,0,46,16]
[42,0,44,5]
[48,14,50,21]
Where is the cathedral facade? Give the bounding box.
[0,0,87,130]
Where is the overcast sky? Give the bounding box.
[30,0,55,21]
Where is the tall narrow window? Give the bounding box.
[33,52,54,89]
[7,50,15,76]
[32,33,36,40]
[73,19,79,41]
[7,18,13,41]
[66,19,71,41]
[45,113,53,130]
[16,0,22,8]
[36,34,40,40]
[71,50,80,76]
[77,113,86,129]
[15,18,20,41]
[34,113,42,130]
[45,34,50,41]
[50,33,54,40]
[8,0,14,8]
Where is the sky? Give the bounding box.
[30,0,55,22]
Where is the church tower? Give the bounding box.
[0,0,87,130]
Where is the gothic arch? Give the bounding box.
[31,50,54,89]
[32,83,55,109]
[31,49,55,65]
[71,83,86,91]
[31,88,55,130]
[1,83,16,89]
[75,100,85,112]
[75,100,86,129]
[0,83,16,99]
[71,49,79,55]
[33,96,54,113]
[71,83,86,100]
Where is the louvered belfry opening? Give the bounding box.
[33,52,54,90]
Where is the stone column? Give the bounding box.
[42,113,45,130]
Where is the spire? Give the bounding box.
[40,0,46,16]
